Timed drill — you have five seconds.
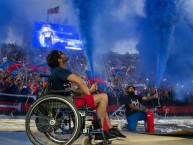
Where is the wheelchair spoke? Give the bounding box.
[25,95,81,145]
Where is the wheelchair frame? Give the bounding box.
[25,75,110,145]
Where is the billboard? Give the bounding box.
[33,22,83,50]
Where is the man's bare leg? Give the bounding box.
[93,93,108,129]
[93,94,118,141]
[105,113,113,129]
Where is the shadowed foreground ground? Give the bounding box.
[0,118,192,145]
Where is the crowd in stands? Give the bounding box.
[0,43,193,107]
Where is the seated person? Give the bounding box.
[123,85,158,131]
[46,50,126,142]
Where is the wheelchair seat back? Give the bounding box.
[39,74,72,99]
[38,76,52,99]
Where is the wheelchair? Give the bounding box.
[25,75,111,145]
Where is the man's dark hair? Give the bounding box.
[46,50,62,68]
[126,85,136,91]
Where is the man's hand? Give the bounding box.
[152,92,158,99]
[142,108,149,112]
[70,84,78,92]
[89,82,98,93]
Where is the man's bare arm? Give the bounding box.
[142,92,158,101]
[67,74,90,95]
[128,104,148,112]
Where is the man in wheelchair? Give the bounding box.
[46,50,126,143]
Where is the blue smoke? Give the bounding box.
[137,0,180,87]
[65,0,193,100]
[0,0,16,41]
[2,0,193,100]
[70,0,139,79]
[147,0,178,87]
[70,0,181,88]
[71,0,102,79]
[0,0,32,43]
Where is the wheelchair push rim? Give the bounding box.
[25,95,81,145]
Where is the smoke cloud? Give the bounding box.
[70,0,193,100]
[1,0,193,100]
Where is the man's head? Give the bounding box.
[46,50,69,68]
[43,25,51,31]
[126,85,136,96]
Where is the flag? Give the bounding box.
[47,6,59,14]
[85,71,107,92]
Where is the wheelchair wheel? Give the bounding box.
[25,95,81,145]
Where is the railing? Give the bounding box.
[0,93,36,117]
